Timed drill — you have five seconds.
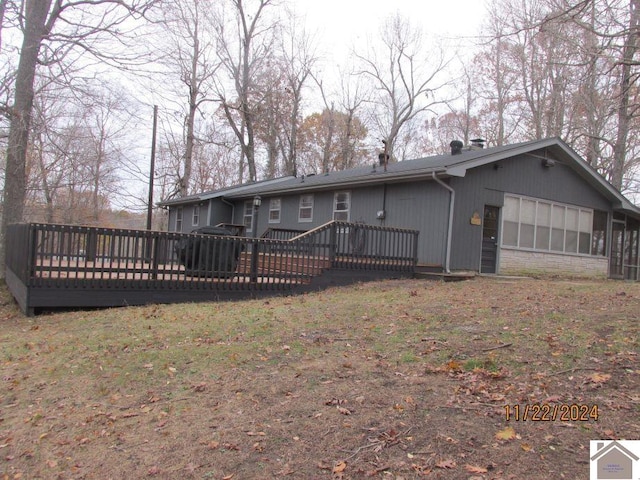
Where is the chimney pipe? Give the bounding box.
[378,153,389,166]
[450,140,463,155]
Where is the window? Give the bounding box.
[192,205,200,226]
[243,201,254,232]
[502,194,597,256]
[502,196,519,246]
[333,192,351,221]
[519,199,536,249]
[578,210,593,254]
[176,207,183,232]
[299,194,313,222]
[269,198,281,224]
[535,202,551,250]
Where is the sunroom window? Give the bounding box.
[502,195,596,256]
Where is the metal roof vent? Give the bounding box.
[470,138,485,149]
[450,140,463,155]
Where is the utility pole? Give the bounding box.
[146,105,158,230]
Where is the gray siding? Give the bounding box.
[236,184,449,266]
[208,199,233,227]
[166,202,211,233]
[166,149,621,271]
[450,153,612,271]
[382,183,450,265]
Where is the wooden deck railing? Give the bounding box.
[289,221,419,271]
[261,227,307,241]
[5,221,418,314]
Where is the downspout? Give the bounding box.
[432,171,454,273]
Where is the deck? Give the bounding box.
[5,221,418,315]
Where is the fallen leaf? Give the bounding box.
[337,406,352,415]
[435,459,456,469]
[586,372,611,384]
[192,382,207,392]
[446,360,463,371]
[147,465,160,476]
[465,464,488,473]
[521,442,533,451]
[246,431,266,436]
[333,461,347,473]
[495,426,517,440]
[412,464,432,474]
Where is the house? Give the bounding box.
[590,440,639,480]
[159,137,640,280]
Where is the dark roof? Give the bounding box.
[162,137,640,216]
[157,176,295,207]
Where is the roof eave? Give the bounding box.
[225,168,448,198]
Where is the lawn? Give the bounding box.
[0,277,638,479]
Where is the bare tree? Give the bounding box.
[214,0,278,182]
[354,13,450,161]
[476,2,523,146]
[156,0,219,197]
[2,0,157,272]
[478,0,640,193]
[277,9,316,177]
[611,0,640,189]
[336,70,368,170]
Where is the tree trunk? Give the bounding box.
[287,88,301,177]
[612,0,639,190]
[584,0,600,168]
[2,0,52,273]
[321,107,335,173]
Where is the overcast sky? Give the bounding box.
[297,0,488,61]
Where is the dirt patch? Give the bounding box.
[0,277,638,479]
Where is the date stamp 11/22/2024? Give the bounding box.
[504,404,599,422]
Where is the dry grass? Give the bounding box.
[0,277,638,479]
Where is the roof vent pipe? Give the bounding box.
[470,138,485,149]
[450,140,463,155]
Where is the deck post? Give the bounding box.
[151,232,160,279]
[250,240,259,284]
[250,196,262,284]
[329,222,337,266]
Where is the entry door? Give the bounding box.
[481,205,500,274]
[610,221,625,278]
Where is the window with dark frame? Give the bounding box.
[243,201,254,232]
[299,194,313,222]
[333,191,351,221]
[192,205,200,226]
[269,198,281,224]
[176,207,183,232]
